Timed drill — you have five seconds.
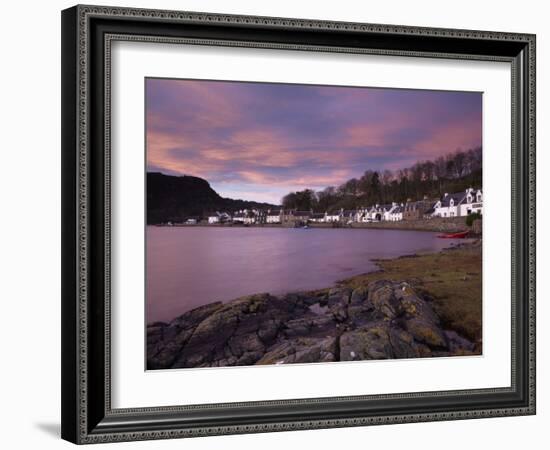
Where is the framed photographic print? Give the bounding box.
[61,5,536,444]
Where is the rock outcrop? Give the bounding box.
[147,280,476,369]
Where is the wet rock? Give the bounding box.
[368,280,400,319]
[327,286,351,307]
[350,286,369,305]
[147,279,475,369]
[388,328,430,359]
[444,330,476,353]
[340,325,394,360]
[257,337,337,365]
[405,317,447,348]
[257,319,281,343]
[348,286,374,327]
[283,317,312,338]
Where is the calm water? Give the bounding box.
[147,227,462,323]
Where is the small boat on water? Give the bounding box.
[437,230,469,239]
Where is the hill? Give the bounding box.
[147,172,277,224]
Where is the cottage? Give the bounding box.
[368,205,382,222]
[341,210,357,224]
[458,188,483,216]
[292,210,312,223]
[232,211,246,223]
[355,207,371,222]
[432,188,483,218]
[208,211,231,224]
[255,209,267,224]
[403,200,433,220]
[207,214,220,224]
[388,204,404,221]
[310,212,326,223]
[266,209,283,224]
[325,209,342,223]
[243,210,257,225]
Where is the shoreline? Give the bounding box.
[147,241,482,369]
[150,216,474,234]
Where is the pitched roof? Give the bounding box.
[441,192,467,207]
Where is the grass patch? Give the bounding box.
[340,242,482,345]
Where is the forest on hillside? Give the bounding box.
[147,172,277,224]
[281,147,482,212]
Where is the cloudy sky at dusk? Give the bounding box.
[146,78,482,205]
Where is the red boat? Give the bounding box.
[437,230,469,239]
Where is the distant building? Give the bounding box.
[281,209,295,224]
[266,209,283,224]
[208,211,231,224]
[432,188,483,218]
[208,214,220,224]
[342,210,357,224]
[310,212,326,223]
[243,210,257,225]
[365,205,379,221]
[325,210,342,223]
[388,204,404,221]
[292,210,312,222]
[403,200,433,220]
[459,188,483,216]
[355,207,371,223]
[232,211,246,223]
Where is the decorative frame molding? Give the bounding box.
[61,4,536,444]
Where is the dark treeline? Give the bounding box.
[282,147,482,211]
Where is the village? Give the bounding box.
[173,187,483,227]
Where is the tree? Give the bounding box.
[281,147,483,213]
[282,189,317,210]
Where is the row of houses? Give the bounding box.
[206,188,483,225]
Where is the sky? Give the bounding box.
[146,78,482,205]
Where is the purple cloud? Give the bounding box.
[146,78,482,203]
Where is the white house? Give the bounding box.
[342,210,357,224]
[365,205,379,221]
[309,212,326,223]
[388,204,404,221]
[243,210,257,225]
[208,211,231,224]
[207,214,220,224]
[354,208,370,222]
[432,188,483,218]
[232,211,246,223]
[325,210,342,222]
[266,209,282,224]
[458,188,483,216]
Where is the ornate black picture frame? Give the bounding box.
[61,4,536,444]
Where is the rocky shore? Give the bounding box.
[147,275,477,370]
